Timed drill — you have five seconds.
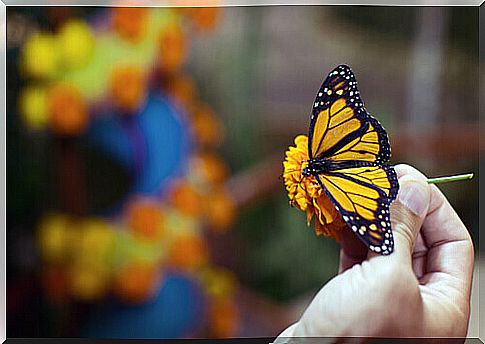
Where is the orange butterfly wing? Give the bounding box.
[308,65,398,255]
[316,165,398,254]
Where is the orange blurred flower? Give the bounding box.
[113,261,160,304]
[47,83,88,136]
[205,188,236,233]
[41,265,69,302]
[157,23,187,74]
[191,103,224,147]
[166,232,208,270]
[283,135,345,241]
[167,181,203,217]
[112,7,148,42]
[209,298,240,338]
[126,198,165,241]
[190,152,228,185]
[110,64,147,113]
[186,7,220,32]
[163,74,197,112]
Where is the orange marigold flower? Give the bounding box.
[110,64,147,113]
[283,135,346,241]
[190,152,229,185]
[209,298,240,338]
[126,198,165,241]
[204,188,236,233]
[186,7,220,33]
[48,83,88,136]
[112,7,148,43]
[191,103,224,147]
[113,261,160,304]
[166,232,208,270]
[41,265,69,302]
[163,74,197,112]
[157,23,187,74]
[167,180,203,217]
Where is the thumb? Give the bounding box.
[388,175,431,263]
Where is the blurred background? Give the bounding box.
[6,6,480,339]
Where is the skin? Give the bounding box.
[276,164,474,341]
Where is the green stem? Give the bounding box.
[426,173,474,184]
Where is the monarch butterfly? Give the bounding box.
[303,64,399,255]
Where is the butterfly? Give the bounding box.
[302,64,399,255]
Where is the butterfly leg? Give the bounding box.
[289,175,306,206]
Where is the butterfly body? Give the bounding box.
[303,159,376,177]
[305,64,399,255]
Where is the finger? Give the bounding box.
[369,174,431,265]
[420,183,474,301]
[339,225,367,273]
[393,164,432,277]
[394,163,428,182]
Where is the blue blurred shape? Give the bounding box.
[83,272,206,338]
[135,94,190,195]
[87,93,191,196]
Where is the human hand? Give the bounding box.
[276,164,474,340]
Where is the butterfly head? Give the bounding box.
[301,165,313,177]
[302,158,327,177]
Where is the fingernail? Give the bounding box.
[398,181,428,216]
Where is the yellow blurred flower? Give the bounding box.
[37,213,71,263]
[157,23,186,74]
[21,33,59,79]
[199,267,236,300]
[47,83,89,136]
[19,86,49,131]
[68,262,109,301]
[110,64,147,113]
[112,7,148,43]
[283,135,345,241]
[57,19,95,69]
[191,103,224,147]
[111,230,164,269]
[76,218,116,269]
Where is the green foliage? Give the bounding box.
[234,195,339,302]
